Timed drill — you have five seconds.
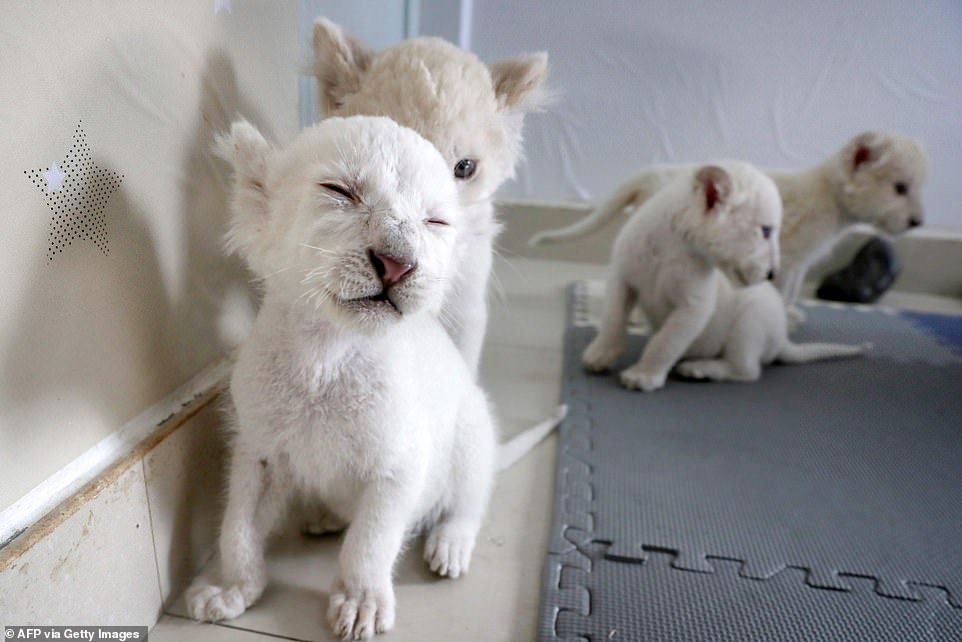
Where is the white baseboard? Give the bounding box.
[0,359,231,628]
[0,359,231,549]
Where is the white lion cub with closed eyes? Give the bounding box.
[185,116,560,639]
[584,161,868,391]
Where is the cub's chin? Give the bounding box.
[341,290,403,317]
[319,295,400,336]
[322,287,437,335]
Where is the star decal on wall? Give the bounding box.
[24,122,125,261]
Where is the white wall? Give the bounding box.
[0,2,300,514]
[466,0,962,231]
[299,0,411,126]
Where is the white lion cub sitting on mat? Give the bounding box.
[583,161,869,391]
[186,116,559,639]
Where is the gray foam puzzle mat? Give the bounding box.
[540,282,962,641]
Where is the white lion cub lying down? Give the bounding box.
[186,116,563,639]
[531,131,928,324]
[583,161,869,391]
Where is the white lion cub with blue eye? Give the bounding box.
[185,116,562,640]
[583,161,868,391]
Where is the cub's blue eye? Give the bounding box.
[454,158,477,180]
[761,225,773,240]
[895,182,908,196]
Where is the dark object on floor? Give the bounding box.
[540,283,962,642]
[816,236,901,303]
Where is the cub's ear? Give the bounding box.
[846,131,890,172]
[694,165,732,213]
[489,52,549,111]
[214,120,274,271]
[312,18,374,115]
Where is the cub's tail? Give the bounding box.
[498,404,568,470]
[527,166,681,246]
[777,341,872,364]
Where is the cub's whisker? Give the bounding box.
[300,243,337,255]
[250,264,296,282]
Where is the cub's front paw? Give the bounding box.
[328,578,396,640]
[619,366,665,392]
[582,338,623,373]
[186,577,262,622]
[424,522,477,579]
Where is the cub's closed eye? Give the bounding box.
[425,217,449,227]
[894,182,909,196]
[454,158,478,180]
[761,225,774,240]
[319,182,357,202]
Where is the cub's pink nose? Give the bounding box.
[370,250,415,287]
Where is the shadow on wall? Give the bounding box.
[173,49,276,364]
[0,48,270,504]
[1,183,175,448]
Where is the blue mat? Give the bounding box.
[540,283,962,641]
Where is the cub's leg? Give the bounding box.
[424,390,496,579]
[328,476,423,639]
[675,355,761,382]
[186,441,289,621]
[620,304,712,391]
[676,305,767,382]
[675,344,764,383]
[776,265,807,328]
[583,277,637,372]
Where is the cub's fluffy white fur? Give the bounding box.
[313,18,548,376]
[531,131,928,322]
[186,116,561,639]
[583,162,868,391]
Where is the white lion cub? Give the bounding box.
[313,18,548,376]
[532,132,928,324]
[771,132,927,321]
[583,162,868,391]
[185,116,558,639]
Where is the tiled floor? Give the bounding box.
[150,256,962,641]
